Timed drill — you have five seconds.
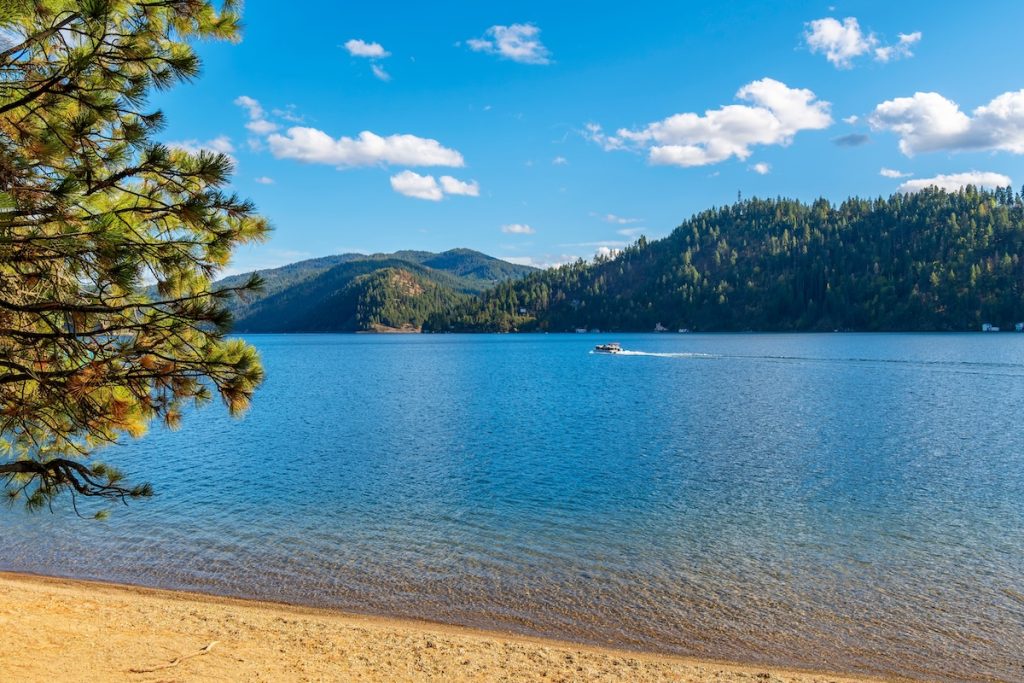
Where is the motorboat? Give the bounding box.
[593,342,622,354]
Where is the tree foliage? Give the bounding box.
[427,188,1024,333]
[0,1,268,515]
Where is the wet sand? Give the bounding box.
[0,572,889,682]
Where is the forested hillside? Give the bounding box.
[424,187,1024,332]
[223,249,535,332]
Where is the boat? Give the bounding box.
[593,342,622,354]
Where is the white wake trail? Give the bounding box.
[596,350,719,359]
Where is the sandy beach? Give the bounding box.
[0,572,887,683]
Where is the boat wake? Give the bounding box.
[593,349,719,359]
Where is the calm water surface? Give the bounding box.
[3,333,1023,681]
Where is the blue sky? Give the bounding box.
[154,1,1024,273]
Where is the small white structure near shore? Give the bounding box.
[1016,322,1024,332]
[982,323,1000,332]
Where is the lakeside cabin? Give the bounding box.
[982,323,1001,332]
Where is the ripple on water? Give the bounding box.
[2,333,1024,682]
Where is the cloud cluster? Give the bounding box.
[343,38,391,81]
[897,171,1011,193]
[869,89,1024,156]
[267,128,465,168]
[467,24,551,65]
[805,17,920,68]
[389,171,479,201]
[586,78,831,167]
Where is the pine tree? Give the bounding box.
[0,1,268,515]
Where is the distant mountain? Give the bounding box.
[424,187,1024,333]
[220,249,535,332]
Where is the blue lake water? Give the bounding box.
[3,333,1023,681]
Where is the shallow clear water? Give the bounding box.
[3,333,1023,681]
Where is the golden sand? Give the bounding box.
[0,572,887,682]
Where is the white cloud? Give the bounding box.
[805,17,920,68]
[246,119,279,134]
[897,171,1011,193]
[254,176,275,184]
[344,39,390,58]
[390,172,479,200]
[869,89,1024,156]
[598,213,641,224]
[750,162,771,175]
[267,128,464,168]
[843,115,859,125]
[467,24,551,64]
[501,223,536,234]
[390,170,443,201]
[876,31,921,62]
[371,64,391,82]
[587,78,831,167]
[234,95,264,119]
[552,156,568,165]
[272,105,304,123]
[234,95,278,134]
[879,168,911,178]
[805,17,875,68]
[616,227,645,237]
[439,175,480,196]
[504,254,578,269]
[595,246,621,259]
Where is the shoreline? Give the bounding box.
[1,570,894,682]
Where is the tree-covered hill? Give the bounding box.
[224,249,535,332]
[424,187,1024,333]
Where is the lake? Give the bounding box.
[2,333,1023,681]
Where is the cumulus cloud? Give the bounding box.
[389,171,479,200]
[234,95,278,134]
[390,170,443,201]
[897,171,1011,193]
[501,223,536,234]
[869,89,1024,157]
[586,78,831,167]
[750,162,771,175]
[254,176,275,184]
[467,24,551,64]
[267,128,464,168]
[344,39,390,58]
[880,168,911,178]
[439,175,480,196]
[805,17,920,68]
[843,115,860,125]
